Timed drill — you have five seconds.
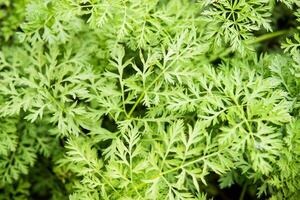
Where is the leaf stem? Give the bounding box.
[247,29,290,45]
[209,29,293,62]
[156,152,218,178]
[127,92,145,117]
[239,183,248,200]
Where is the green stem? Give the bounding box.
[127,92,145,117]
[239,183,248,200]
[209,29,293,62]
[156,152,218,178]
[209,47,232,62]
[133,152,218,191]
[247,29,290,44]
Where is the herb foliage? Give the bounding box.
[0,0,300,199]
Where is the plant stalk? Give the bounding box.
[239,183,248,200]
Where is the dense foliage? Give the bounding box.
[0,0,300,199]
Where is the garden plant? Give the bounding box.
[0,0,300,199]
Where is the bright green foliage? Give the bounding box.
[0,0,300,199]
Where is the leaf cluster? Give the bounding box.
[0,0,300,199]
